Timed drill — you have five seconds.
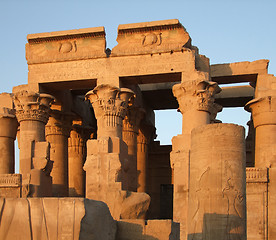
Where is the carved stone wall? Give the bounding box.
[188,124,246,240]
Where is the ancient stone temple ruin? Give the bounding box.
[0,19,275,240]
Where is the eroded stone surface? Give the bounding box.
[0,198,117,240]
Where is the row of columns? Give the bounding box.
[0,90,95,197]
[0,86,154,198]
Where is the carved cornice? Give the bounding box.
[26,27,106,64]
[112,19,191,57]
[85,85,135,129]
[173,80,221,114]
[13,91,55,124]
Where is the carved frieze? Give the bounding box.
[173,80,221,114]
[26,27,106,64]
[111,19,191,56]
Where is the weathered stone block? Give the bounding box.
[26,27,107,64]
[112,19,191,57]
[0,198,117,240]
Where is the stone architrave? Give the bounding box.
[188,124,246,240]
[0,93,18,174]
[68,120,94,197]
[171,77,221,240]
[45,109,72,197]
[137,122,155,193]
[122,107,145,192]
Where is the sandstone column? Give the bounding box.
[245,78,276,240]
[68,121,94,197]
[246,96,276,168]
[84,84,151,220]
[188,124,246,240]
[122,107,144,191]
[137,122,155,193]
[13,90,54,175]
[84,85,134,196]
[0,94,18,174]
[45,110,72,197]
[171,78,221,239]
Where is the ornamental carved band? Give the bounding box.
[13,90,55,123]
[85,84,135,128]
[172,80,221,114]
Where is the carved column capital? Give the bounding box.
[137,122,156,146]
[172,80,221,114]
[245,96,276,127]
[13,90,55,124]
[123,107,145,135]
[210,103,223,123]
[45,110,73,137]
[85,84,135,137]
[68,122,94,150]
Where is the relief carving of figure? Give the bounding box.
[222,177,244,239]
[191,167,210,239]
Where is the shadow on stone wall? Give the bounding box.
[187,213,244,240]
[116,221,158,240]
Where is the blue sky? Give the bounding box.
[1,0,275,147]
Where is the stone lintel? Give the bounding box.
[27,26,105,43]
[211,59,269,84]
